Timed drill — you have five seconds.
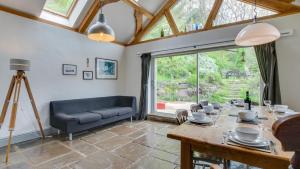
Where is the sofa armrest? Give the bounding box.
[54,113,79,123]
[118,96,137,115]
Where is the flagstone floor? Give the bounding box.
[0,120,181,169]
[0,120,256,169]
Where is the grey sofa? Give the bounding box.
[50,96,136,140]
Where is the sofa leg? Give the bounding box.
[69,133,73,141]
[57,130,60,135]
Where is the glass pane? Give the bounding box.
[198,47,260,104]
[142,16,173,41]
[155,54,197,114]
[44,0,75,16]
[171,0,215,32]
[214,0,277,26]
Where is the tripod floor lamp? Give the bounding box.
[0,59,45,163]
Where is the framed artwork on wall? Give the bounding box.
[62,64,77,75]
[83,71,93,80]
[95,58,118,80]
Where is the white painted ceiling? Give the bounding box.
[0,0,164,44]
[0,0,46,16]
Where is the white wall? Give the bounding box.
[0,11,125,139]
[122,14,300,112]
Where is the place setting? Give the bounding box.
[223,127,275,154]
[187,104,220,127]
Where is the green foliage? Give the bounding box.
[156,47,261,104]
[170,0,215,32]
[143,17,172,41]
[44,0,75,15]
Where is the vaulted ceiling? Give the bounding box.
[0,0,300,46]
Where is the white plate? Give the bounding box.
[231,132,266,145]
[188,117,212,124]
[228,133,269,148]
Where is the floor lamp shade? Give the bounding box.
[88,13,115,42]
[10,59,31,71]
[235,22,281,46]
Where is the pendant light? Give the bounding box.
[88,0,115,42]
[235,0,280,46]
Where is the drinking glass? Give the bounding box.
[269,105,278,120]
[209,110,220,127]
[264,100,272,112]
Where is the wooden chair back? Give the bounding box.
[175,109,188,125]
[190,104,202,112]
[210,164,221,169]
[272,114,300,169]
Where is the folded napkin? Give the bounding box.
[236,116,260,125]
[226,140,272,153]
[185,120,212,126]
[229,114,268,120]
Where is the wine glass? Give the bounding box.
[264,100,271,112]
[209,110,220,127]
[269,105,278,121]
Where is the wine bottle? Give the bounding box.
[244,91,252,110]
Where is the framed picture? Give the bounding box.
[83,71,93,80]
[62,64,77,75]
[95,58,118,80]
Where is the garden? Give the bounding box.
[155,47,261,110]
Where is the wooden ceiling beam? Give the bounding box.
[0,5,75,31]
[77,0,120,33]
[130,0,177,44]
[281,0,295,3]
[238,0,300,13]
[204,0,223,30]
[122,0,153,19]
[164,10,179,34]
[134,10,143,34]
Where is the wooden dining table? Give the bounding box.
[167,106,294,169]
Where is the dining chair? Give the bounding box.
[175,109,188,124]
[210,164,222,169]
[190,104,202,112]
[272,114,300,169]
[175,109,225,169]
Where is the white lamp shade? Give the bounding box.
[235,22,281,46]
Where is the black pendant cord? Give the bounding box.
[100,0,103,14]
[254,0,258,23]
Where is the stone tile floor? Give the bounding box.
[0,120,255,169]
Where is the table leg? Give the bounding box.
[181,142,193,169]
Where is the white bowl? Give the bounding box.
[203,105,214,113]
[235,127,259,142]
[238,110,256,121]
[192,112,206,120]
[274,105,288,113]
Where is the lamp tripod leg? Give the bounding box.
[5,75,22,164]
[0,76,16,128]
[5,130,13,164]
[23,76,45,139]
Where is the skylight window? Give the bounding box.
[214,0,277,26]
[142,16,173,41]
[44,0,77,18]
[171,0,215,32]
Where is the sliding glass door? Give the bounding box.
[152,54,198,114]
[198,48,260,104]
[151,47,261,114]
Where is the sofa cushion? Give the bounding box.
[90,107,132,119]
[71,112,102,124]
